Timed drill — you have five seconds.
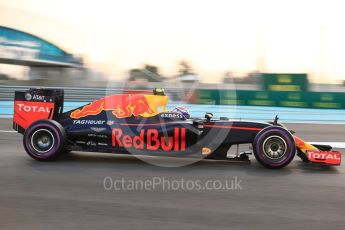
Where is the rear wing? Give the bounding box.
[13,88,64,134]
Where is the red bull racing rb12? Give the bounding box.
[13,88,341,169]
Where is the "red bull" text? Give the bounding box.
[112,128,186,151]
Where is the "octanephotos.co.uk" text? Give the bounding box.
[103,176,243,191]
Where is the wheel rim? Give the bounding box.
[262,135,287,160]
[31,129,55,154]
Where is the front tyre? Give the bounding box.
[23,120,66,161]
[253,126,296,169]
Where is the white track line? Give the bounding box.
[0,130,16,133]
[310,142,345,149]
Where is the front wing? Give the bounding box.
[294,136,341,165]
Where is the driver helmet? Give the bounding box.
[172,106,190,118]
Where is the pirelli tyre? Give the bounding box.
[253,126,296,169]
[23,119,66,161]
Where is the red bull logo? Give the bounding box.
[71,94,168,119]
[112,128,186,151]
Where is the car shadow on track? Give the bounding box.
[57,151,340,175]
[25,151,340,175]
[57,151,254,170]
[295,161,340,174]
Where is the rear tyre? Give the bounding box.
[253,126,296,169]
[23,120,66,161]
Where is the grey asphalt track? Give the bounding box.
[0,118,345,230]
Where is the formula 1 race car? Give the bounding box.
[13,88,341,169]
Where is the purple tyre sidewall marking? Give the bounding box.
[24,122,62,159]
[254,128,295,167]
